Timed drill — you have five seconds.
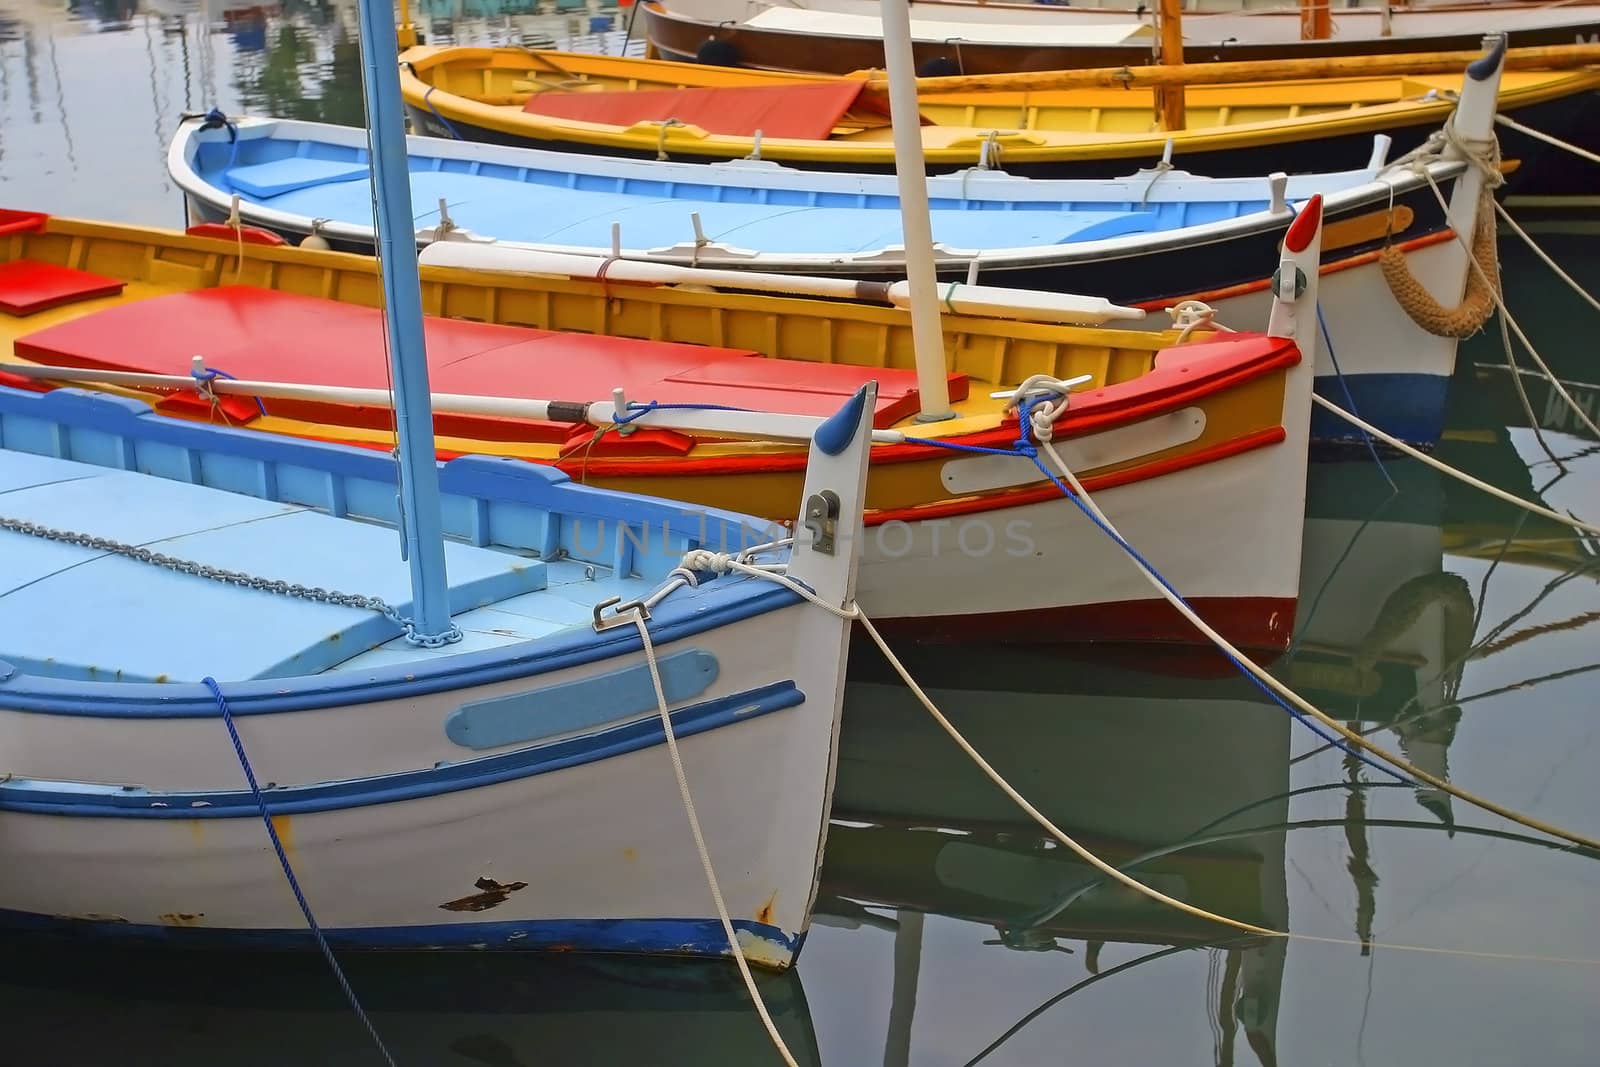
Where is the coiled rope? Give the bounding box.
[1379,120,1502,339]
[1388,111,1600,441]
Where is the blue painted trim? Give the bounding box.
[814,384,871,457]
[0,386,768,572]
[0,681,800,817]
[444,648,719,750]
[0,384,803,717]
[1468,37,1507,81]
[0,908,799,956]
[1309,371,1449,449]
[0,580,795,718]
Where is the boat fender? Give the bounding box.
[696,37,741,68]
[300,220,332,251]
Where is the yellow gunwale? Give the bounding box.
[397,46,1600,167]
[0,214,1291,519]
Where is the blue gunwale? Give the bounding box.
[0,681,801,816]
[0,386,804,717]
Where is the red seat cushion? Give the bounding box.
[522,81,868,140]
[0,260,125,316]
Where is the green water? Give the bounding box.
[2,5,1598,1064]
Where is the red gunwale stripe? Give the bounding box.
[863,424,1287,527]
[1134,231,1454,312]
[557,342,1299,480]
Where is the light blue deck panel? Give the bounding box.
[0,449,618,683]
[193,135,1276,253]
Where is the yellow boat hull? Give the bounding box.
[397,46,1600,187]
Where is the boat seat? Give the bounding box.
[0,449,547,683]
[0,260,125,317]
[520,81,872,141]
[15,286,965,430]
[225,157,373,199]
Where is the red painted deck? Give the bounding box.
[521,80,870,140]
[0,260,125,316]
[14,286,965,434]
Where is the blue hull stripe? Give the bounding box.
[0,908,801,957]
[1310,371,1451,449]
[0,681,801,818]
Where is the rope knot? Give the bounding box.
[1006,374,1076,447]
[672,548,736,587]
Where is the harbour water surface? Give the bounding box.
[2,5,1598,1065]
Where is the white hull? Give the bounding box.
[856,416,1308,644]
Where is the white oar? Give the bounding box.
[0,360,912,445]
[417,243,1145,327]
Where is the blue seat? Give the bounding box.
[226,157,373,199]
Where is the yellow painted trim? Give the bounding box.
[398,47,1600,168]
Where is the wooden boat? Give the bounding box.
[395,42,1600,192]
[175,41,1499,450]
[641,0,1600,75]
[0,197,1326,649]
[0,1,871,967]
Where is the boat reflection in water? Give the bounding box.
[0,939,822,1065]
[816,457,1474,1065]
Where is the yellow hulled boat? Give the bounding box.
[0,206,1324,648]
[396,45,1599,188]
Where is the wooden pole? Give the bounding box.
[396,0,418,49]
[1300,0,1332,42]
[863,42,1600,95]
[1155,0,1186,132]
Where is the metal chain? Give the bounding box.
[0,513,410,628]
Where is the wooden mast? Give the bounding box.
[1301,0,1333,42]
[1155,0,1186,132]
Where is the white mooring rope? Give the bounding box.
[629,607,804,1067]
[1414,152,1600,442]
[1494,112,1600,167]
[1313,394,1600,537]
[638,536,1600,970]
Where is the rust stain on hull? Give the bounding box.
[755,891,778,926]
[270,814,295,856]
[158,912,206,927]
[439,876,529,913]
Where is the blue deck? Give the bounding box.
[0,388,774,686]
[196,133,1276,253]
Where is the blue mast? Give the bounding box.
[353,0,458,646]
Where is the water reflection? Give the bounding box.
[1,942,821,1065]
[1,5,1597,1062]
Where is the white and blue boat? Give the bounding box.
[0,0,872,968]
[168,38,1511,450]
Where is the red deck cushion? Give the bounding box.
[15,286,964,432]
[0,260,125,316]
[522,81,868,140]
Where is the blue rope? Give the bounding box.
[192,365,267,417]
[422,86,463,141]
[1316,302,1396,491]
[200,108,242,182]
[901,423,1411,785]
[615,399,752,425]
[201,678,398,1067]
